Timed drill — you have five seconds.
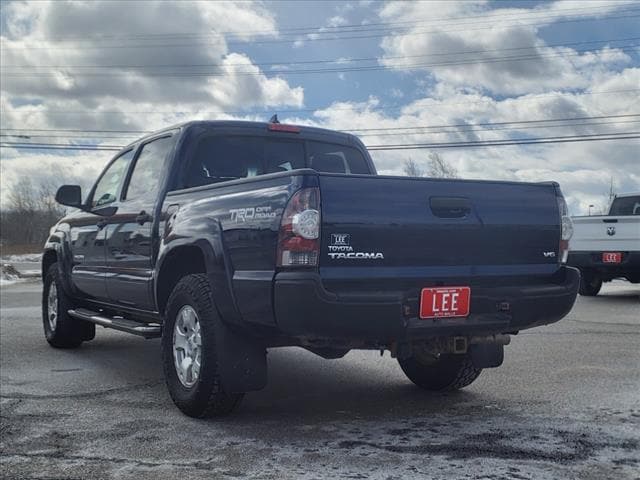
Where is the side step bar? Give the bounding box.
[68,308,162,339]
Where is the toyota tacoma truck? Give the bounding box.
[43,119,579,417]
[568,192,640,296]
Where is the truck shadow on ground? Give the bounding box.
[234,347,507,420]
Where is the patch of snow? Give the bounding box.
[1,264,22,286]
[21,269,41,276]
[1,253,42,263]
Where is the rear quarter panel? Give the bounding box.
[158,172,315,328]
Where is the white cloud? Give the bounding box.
[0,0,306,205]
[0,1,303,131]
[207,53,304,109]
[377,0,636,94]
[0,149,112,210]
[327,15,348,28]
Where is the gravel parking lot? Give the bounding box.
[1,279,639,479]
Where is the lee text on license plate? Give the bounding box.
[420,287,471,319]
[602,252,622,263]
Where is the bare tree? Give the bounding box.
[403,158,424,177]
[7,177,37,214]
[426,152,458,179]
[1,176,65,248]
[403,153,459,179]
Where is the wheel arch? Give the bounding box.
[42,249,58,281]
[155,243,208,316]
[155,236,240,321]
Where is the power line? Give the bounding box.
[365,132,640,150]
[2,132,638,152]
[3,10,639,50]
[3,89,638,121]
[0,143,121,151]
[5,36,637,70]
[1,128,148,134]
[4,114,638,134]
[2,45,638,79]
[357,119,640,137]
[3,118,639,140]
[23,4,628,42]
[4,107,640,132]
[204,10,640,47]
[348,114,640,132]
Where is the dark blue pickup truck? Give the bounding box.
[43,119,579,417]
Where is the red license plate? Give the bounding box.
[420,286,471,319]
[602,252,622,263]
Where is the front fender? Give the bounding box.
[43,225,75,297]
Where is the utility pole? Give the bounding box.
[608,177,615,203]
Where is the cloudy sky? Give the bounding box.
[1,0,639,214]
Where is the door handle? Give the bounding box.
[429,197,472,218]
[96,218,108,229]
[136,210,152,225]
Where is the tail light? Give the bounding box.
[277,187,320,267]
[557,195,573,263]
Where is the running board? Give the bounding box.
[68,308,162,339]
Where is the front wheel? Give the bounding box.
[161,274,243,418]
[42,263,94,348]
[398,352,482,391]
[579,271,602,296]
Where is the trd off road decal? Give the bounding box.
[328,233,384,260]
[229,206,280,222]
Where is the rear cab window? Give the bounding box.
[180,129,372,189]
[307,141,370,174]
[609,196,640,215]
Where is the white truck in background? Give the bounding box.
[568,192,640,296]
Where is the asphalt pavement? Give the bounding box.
[1,279,638,479]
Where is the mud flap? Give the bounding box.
[214,321,267,393]
[469,343,504,368]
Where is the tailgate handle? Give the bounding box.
[430,197,471,218]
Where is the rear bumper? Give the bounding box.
[273,266,580,343]
[568,251,640,279]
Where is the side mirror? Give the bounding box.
[55,185,83,209]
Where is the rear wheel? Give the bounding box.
[579,271,602,296]
[42,263,94,348]
[162,274,243,418]
[398,352,482,391]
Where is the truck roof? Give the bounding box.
[613,192,640,198]
[124,120,360,149]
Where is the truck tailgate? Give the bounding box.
[570,216,640,252]
[318,174,561,286]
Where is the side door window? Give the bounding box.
[91,150,135,208]
[124,135,175,201]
